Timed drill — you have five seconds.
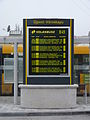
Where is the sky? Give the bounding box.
[0,0,90,36]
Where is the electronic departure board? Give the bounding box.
[29,28,68,75]
[23,19,74,85]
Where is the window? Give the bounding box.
[83,55,89,64]
[4,58,23,83]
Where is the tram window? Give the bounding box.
[83,55,89,64]
[4,58,23,83]
[74,57,78,65]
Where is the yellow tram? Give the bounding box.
[0,44,90,95]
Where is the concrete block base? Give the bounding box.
[19,85,78,109]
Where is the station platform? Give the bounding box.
[0,103,90,116]
[0,97,90,116]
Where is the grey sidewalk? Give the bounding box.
[0,103,90,116]
[0,96,90,116]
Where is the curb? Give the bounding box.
[0,111,90,116]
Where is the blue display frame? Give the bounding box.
[23,19,74,85]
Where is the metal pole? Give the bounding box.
[14,42,18,105]
[89,32,90,97]
[84,84,87,104]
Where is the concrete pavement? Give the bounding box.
[0,115,90,120]
[0,97,90,116]
[0,103,90,116]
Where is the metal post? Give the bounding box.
[89,32,90,97]
[14,42,18,105]
[84,84,87,104]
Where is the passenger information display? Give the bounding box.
[23,19,74,85]
[29,28,68,75]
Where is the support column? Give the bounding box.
[14,42,18,104]
[89,32,90,96]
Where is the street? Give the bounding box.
[0,115,90,120]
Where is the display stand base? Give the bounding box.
[19,85,78,109]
